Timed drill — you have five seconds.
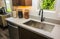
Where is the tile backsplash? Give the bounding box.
[29,9,60,20]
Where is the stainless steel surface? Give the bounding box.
[24,20,55,32]
[8,23,19,39]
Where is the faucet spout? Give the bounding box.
[39,9,44,22]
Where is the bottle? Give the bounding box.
[12,11,17,18]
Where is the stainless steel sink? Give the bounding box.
[24,20,55,32]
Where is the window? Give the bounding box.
[40,0,55,11]
[5,0,12,12]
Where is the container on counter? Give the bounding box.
[12,11,17,18]
[18,9,23,18]
[24,9,29,19]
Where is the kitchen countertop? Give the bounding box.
[6,17,60,39]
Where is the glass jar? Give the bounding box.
[24,9,29,19]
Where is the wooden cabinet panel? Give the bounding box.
[25,0,32,6]
[12,0,19,6]
[19,0,25,6]
[12,0,32,6]
[19,27,52,39]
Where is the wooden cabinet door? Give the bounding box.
[12,0,32,6]
[19,0,32,6]
[0,16,3,26]
[19,0,25,6]
[12,0,19,6]
[25,0,32,6]
[19,26,52,39]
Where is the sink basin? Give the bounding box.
[23,20,55,32]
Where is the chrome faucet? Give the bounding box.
[38,9,44,22]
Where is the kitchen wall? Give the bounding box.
[32,0,38,10]
[30,0,60,20]
[0,0,5,7]
[9,0,60,20]
[55,0,60,19]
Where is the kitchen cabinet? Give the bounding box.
[0,16,3,26]
[12,0,19,6]
[19,0,25,6]
[25,0,32,6]
[12,0,32,6]
[19,26,52,39]
[7,22,19,39]
[7,21,52,39]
